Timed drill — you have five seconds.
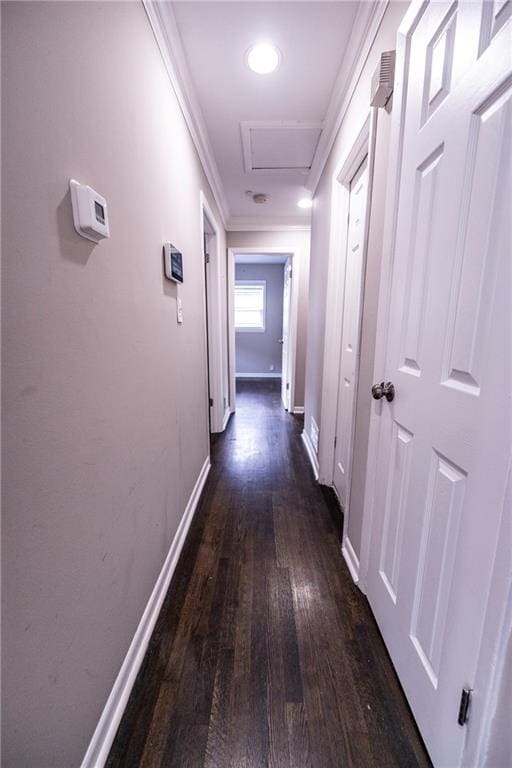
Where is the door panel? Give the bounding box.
[410,451,466,688]
[442,79,511,394]
[399,144,443,376]
[379,422,413,603]
[366,3,511,766]
[333,156,369,507]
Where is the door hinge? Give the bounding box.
[289,269,292,279]
[209,397,213,407]
[205,252,210,264]
[334,436,337,449]
[458,687,472,726]
[286,382,290,390]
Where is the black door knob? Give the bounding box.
[372,381,395,402]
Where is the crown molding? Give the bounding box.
[307,0,389,194]
[143,0,230,228]
[144,0,388,230]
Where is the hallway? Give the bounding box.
[107,381,430,768]
[3,2,511,763]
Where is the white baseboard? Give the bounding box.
[310,417,320,455]
[342,534,360,584]
[221,407,232,431]
[293,406,305,414]
[235,372,282,378]
[81,456,211,768]
[301,429,319,481]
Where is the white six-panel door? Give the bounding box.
[333,156,369,507]
[365,1,511,766]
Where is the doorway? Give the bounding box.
[332,154,369,509]
[316,114,376,580]
[202,217,214,434]
[228,248,298,412]
[200,191,229,435]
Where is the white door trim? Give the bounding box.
[317,111,377,500]
[280,258,293,410]
[228,247,299,412]
[200,191,228,434]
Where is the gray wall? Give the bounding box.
[235,263,284,375]
[1,2,226,765]
[227,230,310,406]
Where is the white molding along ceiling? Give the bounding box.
[144,0,387,229]
[143,0,229,226]
[307,0,389,194]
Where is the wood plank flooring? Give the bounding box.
[107,379,431,768]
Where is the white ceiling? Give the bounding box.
[167,1,364,228]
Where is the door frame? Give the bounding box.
[316,112,377,577]
[200,191,229,434]
[227,247,299,412]
[357,3,511,763]
[281,257,293,410]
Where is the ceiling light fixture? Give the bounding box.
[297,197,313,209]
[246,42,281,75]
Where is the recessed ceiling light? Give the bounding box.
[297,197,313,209]
[246,43,281,75]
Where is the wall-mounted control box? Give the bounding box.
[70,179,110,243]
[163,243,184,283]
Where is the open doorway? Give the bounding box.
[202,214,215,434]
[228,249,298,411]
[200,191,229,436]
[314,115,377,582]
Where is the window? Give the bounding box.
[234,280,266,332]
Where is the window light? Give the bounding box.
[234,281,266,332]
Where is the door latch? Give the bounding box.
[458,687,472,726]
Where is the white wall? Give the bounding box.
[235,263,284,375]
[2,2,226,765]
[303,2,408,560]
[227,230,310,405]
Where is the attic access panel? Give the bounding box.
[241,121,322,173]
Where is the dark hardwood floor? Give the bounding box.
[107,379,431,768]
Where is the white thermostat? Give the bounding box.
[70,179,110,243]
